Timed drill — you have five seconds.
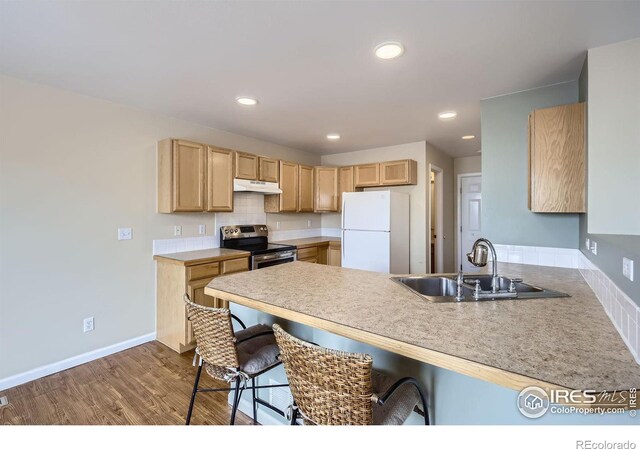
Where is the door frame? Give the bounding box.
[429,164,444,273]
[456,172,482,270]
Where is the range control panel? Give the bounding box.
[220,225,268,240]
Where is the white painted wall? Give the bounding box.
[0,75,320,381]
[587,38,640,235]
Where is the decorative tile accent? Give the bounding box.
[579,255,640,364]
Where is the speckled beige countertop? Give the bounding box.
[272,236,340,248]
[206,261,640,392]
[153,248,250,266]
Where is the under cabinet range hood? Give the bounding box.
[233,178,282,194]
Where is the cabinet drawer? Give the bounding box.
[221,257,249,274]
[187,262,220,281]
[297,246,318,260]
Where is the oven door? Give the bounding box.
[252,250,297,270]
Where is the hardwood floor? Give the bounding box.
[0,341,253,425]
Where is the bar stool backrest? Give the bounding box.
[184,296,239,371]
[273,324,374,425]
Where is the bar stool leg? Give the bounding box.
[185,363,203,425]
[251,378,258,424]
[230,379,243,425]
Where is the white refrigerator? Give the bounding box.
[341,191,410,274]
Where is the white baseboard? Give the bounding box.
[229,394,288,426]
[0,332,157,392]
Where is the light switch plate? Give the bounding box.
[174,225,182,236]
[117,228,132,240]
[591,241,598,255]
[623,257,634,281]
[198,224,206,235]
[585,238,590,250]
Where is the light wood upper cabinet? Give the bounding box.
[380,160,417,186]
[528,102,585,213]
[235,151,258,180]
[265,160,298,212]
[206,146,234,212]
[354,163,380,187]
[259,157,279,182]
[298,164,314,212]
[314,167,339,212]
[158,139,206,213]
[338,166,355,212]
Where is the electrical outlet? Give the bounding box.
[117,227,132,240]
[83,317,94,333]
[174,225,182,237]
[623,257,634,282]
[591,241,597,255]
[276,221,280,230]
[585,238,590,250]
[307,220,312,228]
[198,224,206,235]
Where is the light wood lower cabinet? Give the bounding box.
[155,255,249,353]
[296,241,341,266]
[328,242,342,267]
[528,102,585,213]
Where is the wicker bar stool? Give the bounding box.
[273,324,430,425]
[183,294,288,425]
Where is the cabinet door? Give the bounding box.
[338,166,354,212]
[328,245,342,266]
[380,160,417,185]
[529,102,585,213]
[314,167,338,212]
[298,165,314,212]
[172,140,206,211]
[279,161,299,212]
[354,163,380,187]
[235,151,258,180]
[259,157,279,182]
[206,146,234,212]
[186,277,218,344]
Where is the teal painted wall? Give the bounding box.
[481,82,581,249]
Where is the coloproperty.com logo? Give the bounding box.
[517,386,637,418]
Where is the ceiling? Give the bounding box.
[1,1,639,157]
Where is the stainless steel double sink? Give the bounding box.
[391,274,569,303]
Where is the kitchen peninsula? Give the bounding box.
[205,261,640,398]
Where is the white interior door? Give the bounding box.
[342,230,390,273]
[460,175,482,272]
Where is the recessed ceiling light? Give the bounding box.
[236,97,258,106]
[438,111,457,120]
[374,42,404,60]
[326,133,341,140]
[462,135,475,140]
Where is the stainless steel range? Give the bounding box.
[220,225,297,270]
